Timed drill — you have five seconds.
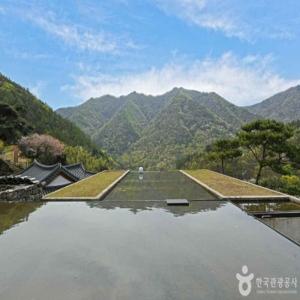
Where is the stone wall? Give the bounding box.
[0,184,43,202]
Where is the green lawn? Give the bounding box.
[44,170,126,199]
[184,169,282,197]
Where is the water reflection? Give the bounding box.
[89,200,224,216]
[0,201,299,300]
[237,201,300,213]
[104,171,216,201]
[0,202,43,235]
[262,217,300,245]
[237,201,300,245]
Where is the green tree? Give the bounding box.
[238,119,293,184]
[0,103,31,143]
[64,146,111,172]
[207,138,242,174]
[284,121,300,168]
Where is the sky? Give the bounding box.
[1,0,300,109]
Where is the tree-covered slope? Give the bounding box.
[0,103,31,143]
[246,85,300,122]
[57,95,124,136]
[89,91,180,156]
[0,73,94,149]
[93,100,148,156]
[57,90,174,137]
[185,90,256,127]
[57,87,257,168]
[123,93,237,169]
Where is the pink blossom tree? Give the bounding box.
[19,134,64,164]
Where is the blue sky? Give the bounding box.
[1,0,300,109]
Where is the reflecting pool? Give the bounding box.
[0,201,299,300]
[237,201,300,213]
[261,217,300,245]
[104,171,216,201]
[236,201,300,245]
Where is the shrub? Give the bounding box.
[64,146,109,172]
[261,175,300,196]
[280,175,300,195]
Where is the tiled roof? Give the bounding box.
[64,163,94,180]
[20,160,94,185]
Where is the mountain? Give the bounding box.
[125,93,233,169]
[92,100,148,156]
[57,88,256,168]
[0,73,95,150]
[57,90,179,156]
[57,95,124,137]
[246,85,300,122]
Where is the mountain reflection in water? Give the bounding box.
[88,200,224,217]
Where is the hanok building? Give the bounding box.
[20,160,94,190]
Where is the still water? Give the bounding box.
[104,171,216,201]
[237,201,300,213]
[237,201,300,245]
[262,217,300,245]
[0,200,299,300]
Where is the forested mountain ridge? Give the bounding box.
[57,95,124,136]
[125,93,235,169]
[0,73,95,150]
[92,100,148,156]
[57,87,257,168]
[57,89,179,138]
[246,85,300,122]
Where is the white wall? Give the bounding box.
[47,175,72,187]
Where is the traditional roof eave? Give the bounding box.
[43,167,78,185]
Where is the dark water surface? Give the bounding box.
[0,200,299,300]
[104,171,216,201]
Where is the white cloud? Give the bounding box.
[154,0,297,41]
[154,0,248,39]
[1,3,138,53]
[30,14,117,53]
[66,53,300,106]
